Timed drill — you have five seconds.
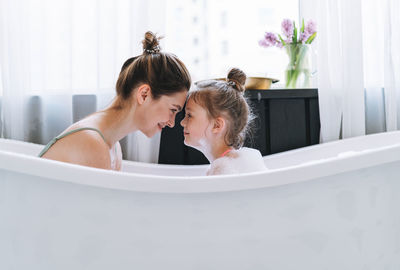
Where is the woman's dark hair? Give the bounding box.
[116,31,191,101]
[189,68,255,149]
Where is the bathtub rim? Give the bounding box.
[1,138,400,193]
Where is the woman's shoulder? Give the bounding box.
[43,125,111,169]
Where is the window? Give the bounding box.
[165,0,299,85]
[1,0,299,96]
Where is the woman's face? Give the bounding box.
[138,90,188,138]
[180,98,212,148]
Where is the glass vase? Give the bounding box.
[284,44,312,88]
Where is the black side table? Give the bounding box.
[158,88,320,165]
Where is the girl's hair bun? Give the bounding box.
[227,68,246,93]
[142,31,162,54]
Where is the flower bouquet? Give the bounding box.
[259,19,317,88]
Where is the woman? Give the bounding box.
[39,31,191,170]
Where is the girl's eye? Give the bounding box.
[171,109,177,113]
[186,113,192,118]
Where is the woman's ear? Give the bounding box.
[136,84,151,105]
[212,117,226,134]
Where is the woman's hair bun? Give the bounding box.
[227,68,246,93]
[142,31,162,54]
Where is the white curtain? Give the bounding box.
[300,0,400,142]
[0,0,165,163]
[382,1,400,131]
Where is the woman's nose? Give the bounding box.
[167,116,175,128]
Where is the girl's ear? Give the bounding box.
[212,117,226,134]
[136,84,151,105]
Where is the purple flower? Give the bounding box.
[281,19,294,38]
[300,32,310,43]
[265,32,278,45]
[285,38,292,45]
[305,20,317,35]
[259,32,278,47]
[259,18,317,49]
[258,39,270,48]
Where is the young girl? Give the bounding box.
[180,68,266,175]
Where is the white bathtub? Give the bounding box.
[1,132,400,269]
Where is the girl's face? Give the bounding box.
[180,98,212,148]
[138,90,187,138]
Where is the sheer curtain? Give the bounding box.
[382,0,400,131]
[300,0,400,142]
[0,0,165,162]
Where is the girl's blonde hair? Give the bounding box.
[189,68,254,149]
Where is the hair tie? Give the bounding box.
[227,79,245,93]
[227,79,242,89]
[227,80,236,87]
[144,45,161,54]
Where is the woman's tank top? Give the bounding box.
[38,127,118,170]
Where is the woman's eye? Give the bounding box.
[171,109,177,113]
[186,113,192,118]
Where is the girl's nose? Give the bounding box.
[180,117,186,127]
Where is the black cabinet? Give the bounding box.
[158,88,320,165]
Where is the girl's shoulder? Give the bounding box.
[207,147,265,175]
[207,156,236,175]
[232,147,263,159]
[227,147,266,172]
